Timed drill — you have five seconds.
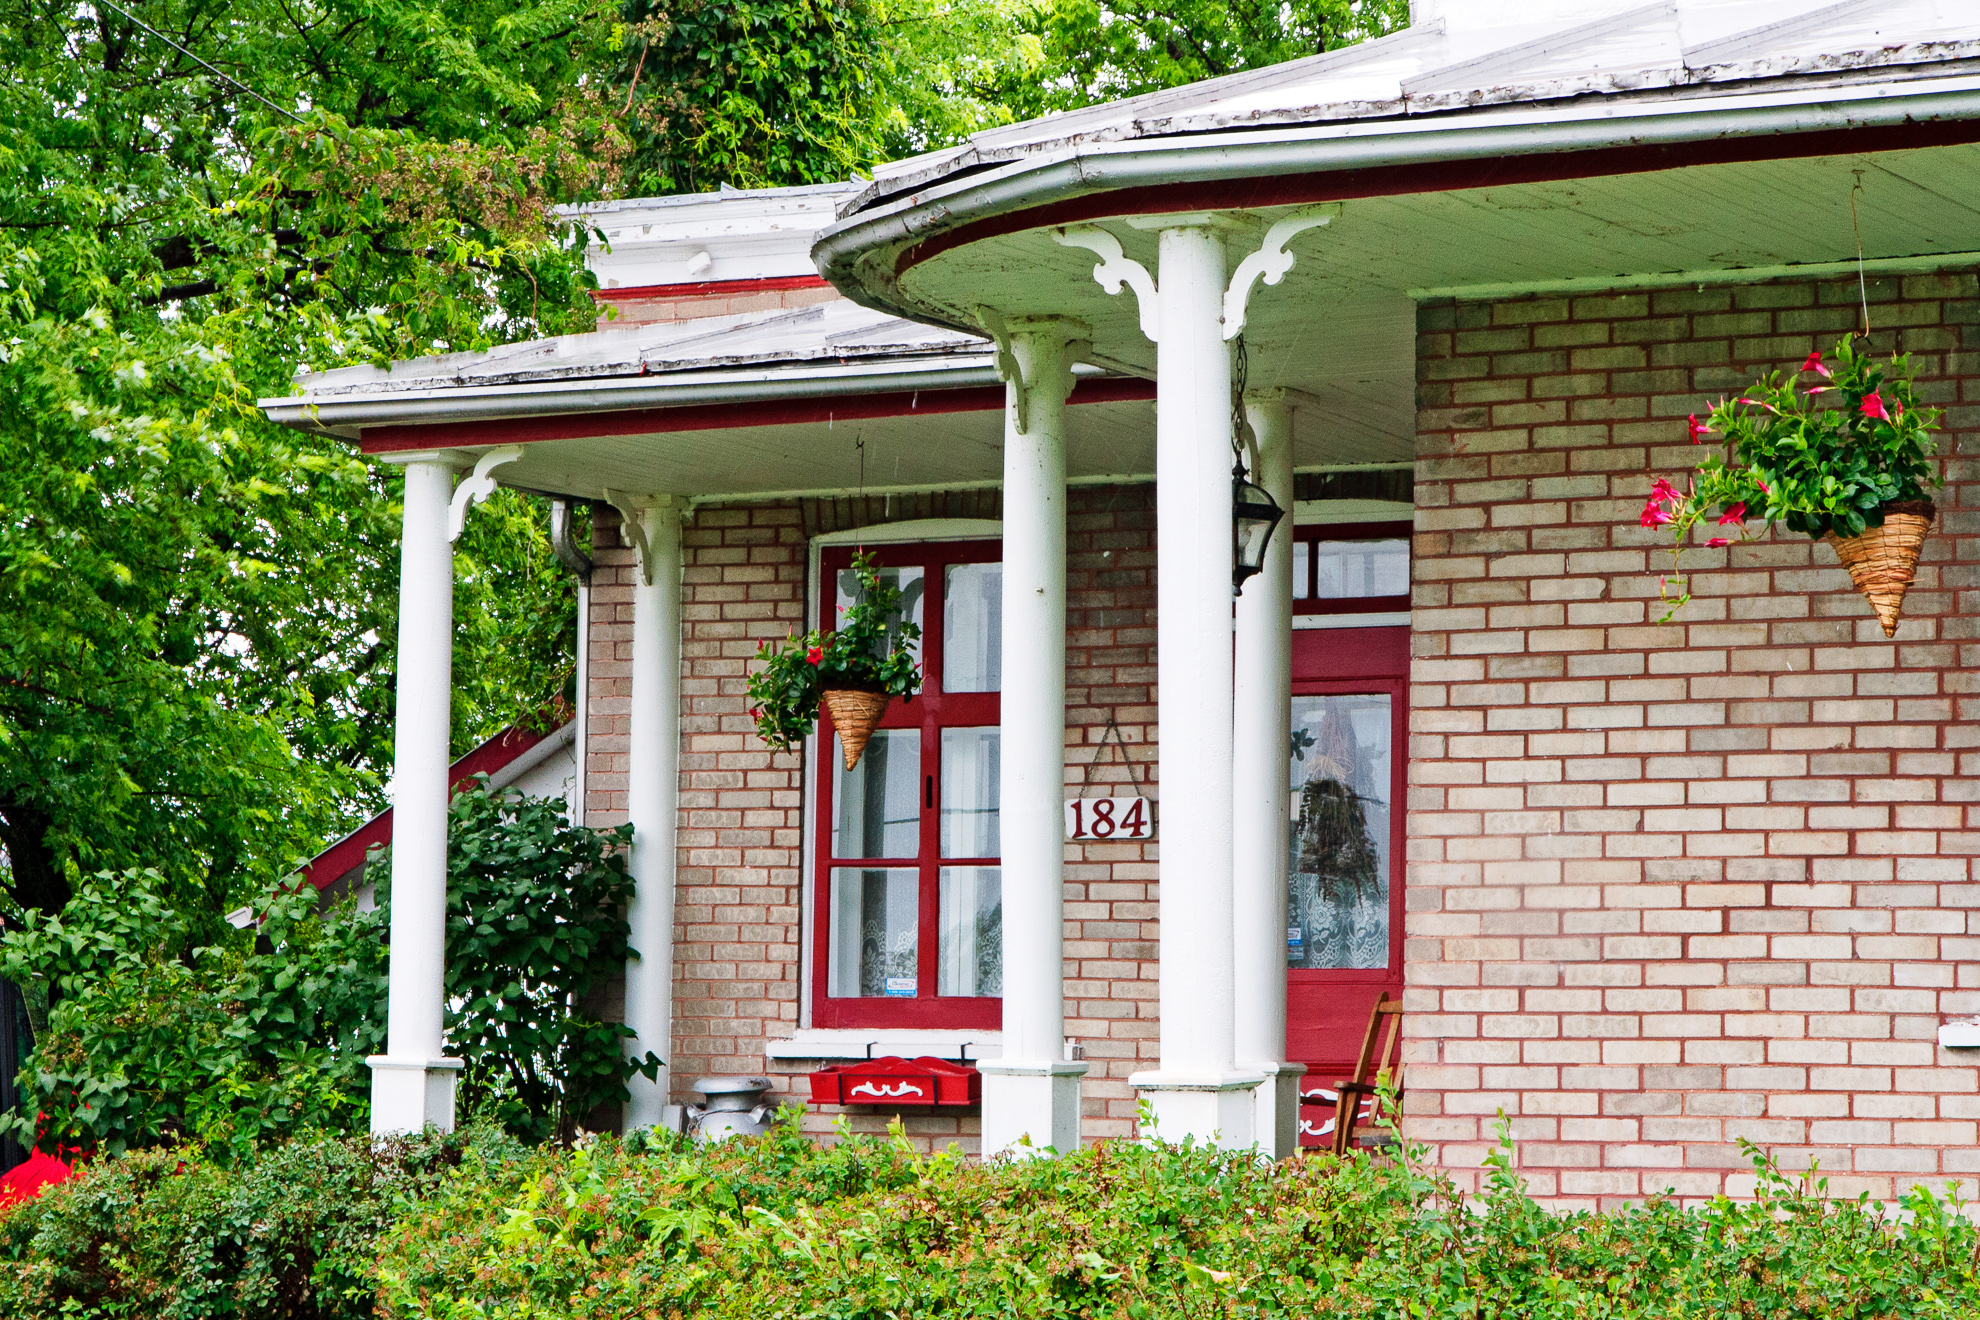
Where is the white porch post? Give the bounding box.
[1233,393,1303,1158]
[1136,221,1259,1147]
[370,453,468,1133]
[622,498,683,1131]
[979,319,1089,1155]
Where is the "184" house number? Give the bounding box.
[1064,795,1154,840]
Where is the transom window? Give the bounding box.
[812,540,1002,1029]
[1292,520,1411,617]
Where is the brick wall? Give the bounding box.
[583,487,1162,1148]
[1408,270,1980,1207]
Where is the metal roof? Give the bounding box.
[840,0,1980,215]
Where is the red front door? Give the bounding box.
[1285,623,1408,1147]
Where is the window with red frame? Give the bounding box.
[1291,520,1411,617]
[812,540,1003,1030]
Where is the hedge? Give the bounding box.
[4,1116,1978,1319]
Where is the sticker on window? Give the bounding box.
[884,977,917,997]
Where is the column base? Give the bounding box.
[367,1055,463,1135]
[1129,1069,1266,1151]
[1244,1061,1308,1160]
[978,1059,1087,1156]
[624,1073,676,1135]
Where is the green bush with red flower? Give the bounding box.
[1644,335,1942,616]
[747,551,922,751]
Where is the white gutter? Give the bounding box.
[261,353,1010,433]
[814,73,1980,324]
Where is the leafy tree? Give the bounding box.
[0,0,627,916]
[1000,0,1410,116]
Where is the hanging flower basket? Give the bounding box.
[1644,335,1942,635]
[820,686,892,770]
[1823,499,1935,637]
[747,551,921,770]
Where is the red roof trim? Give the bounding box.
[356,377,1156,453]
[593,275,831,301]
[297,724,553,890]
[896,119,1980,279]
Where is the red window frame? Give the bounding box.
[1292,520,1412,617]
[810,539,1003,1030]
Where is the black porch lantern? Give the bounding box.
[1232,463,1285,593]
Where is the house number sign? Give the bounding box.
[1064,795,1154,840]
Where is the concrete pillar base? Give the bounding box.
[1247,1061,1308,1159]
[1130,1070,1266,1150]
[978,1058,1088,1155]
[368,1055,464,1135]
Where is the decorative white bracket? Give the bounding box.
[446,446,523,543]
[1222,205,1340,341]
[1054,226,1160,344]
[977,306,1033,435]
[603,489,671,586]
[976,307,1088,435]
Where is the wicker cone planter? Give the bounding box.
[821,687,892,770]
[1822,500,1935,638]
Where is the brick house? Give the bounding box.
[264,0,1980,1205]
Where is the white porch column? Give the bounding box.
[979,319,1089,1155]
[622,498,683,1131]
[370,453,469,1134]
[1135,222,1260,1147]
[1233,392,1303,1158]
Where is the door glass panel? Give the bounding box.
[940,727,1000,858]
[832,728,920,860]
[829,868,919,997]
[938,866,1002,996]
[1309,539,1409,599]
[1287,693,1392,969]
[943,562,1002,691]
[1292,539,1310,600]
[835,564,924,661]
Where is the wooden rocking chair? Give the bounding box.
[1309,992,1405,1156]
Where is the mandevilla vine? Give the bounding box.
[1644,334,1942,618]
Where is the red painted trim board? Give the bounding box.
[358,377,1156,453]
[593,274,830,301]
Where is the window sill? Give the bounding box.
[764,1029,1001,1063]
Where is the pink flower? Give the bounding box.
[1894,398,1905,421]
[1649,478,1682,505]
[1799,351,1831,378]
[1754,477,1771,495]
[1706,537,1731,548]
[1686,414,1712,443]
[1717,502,1746,526]
[1860,393,1890,421]
[805,646,823,665]
[1641,499,1675,529]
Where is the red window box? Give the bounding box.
[807,1056,981,1107]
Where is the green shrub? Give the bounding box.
[0,868,388,1158]
[0,1126,521,1320]
[375,1115,1980,1320]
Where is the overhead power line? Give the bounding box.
[93,0,306,123]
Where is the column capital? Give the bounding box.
[376,448,475,470]
[978,308,1091,435]
[601,491,677,586]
